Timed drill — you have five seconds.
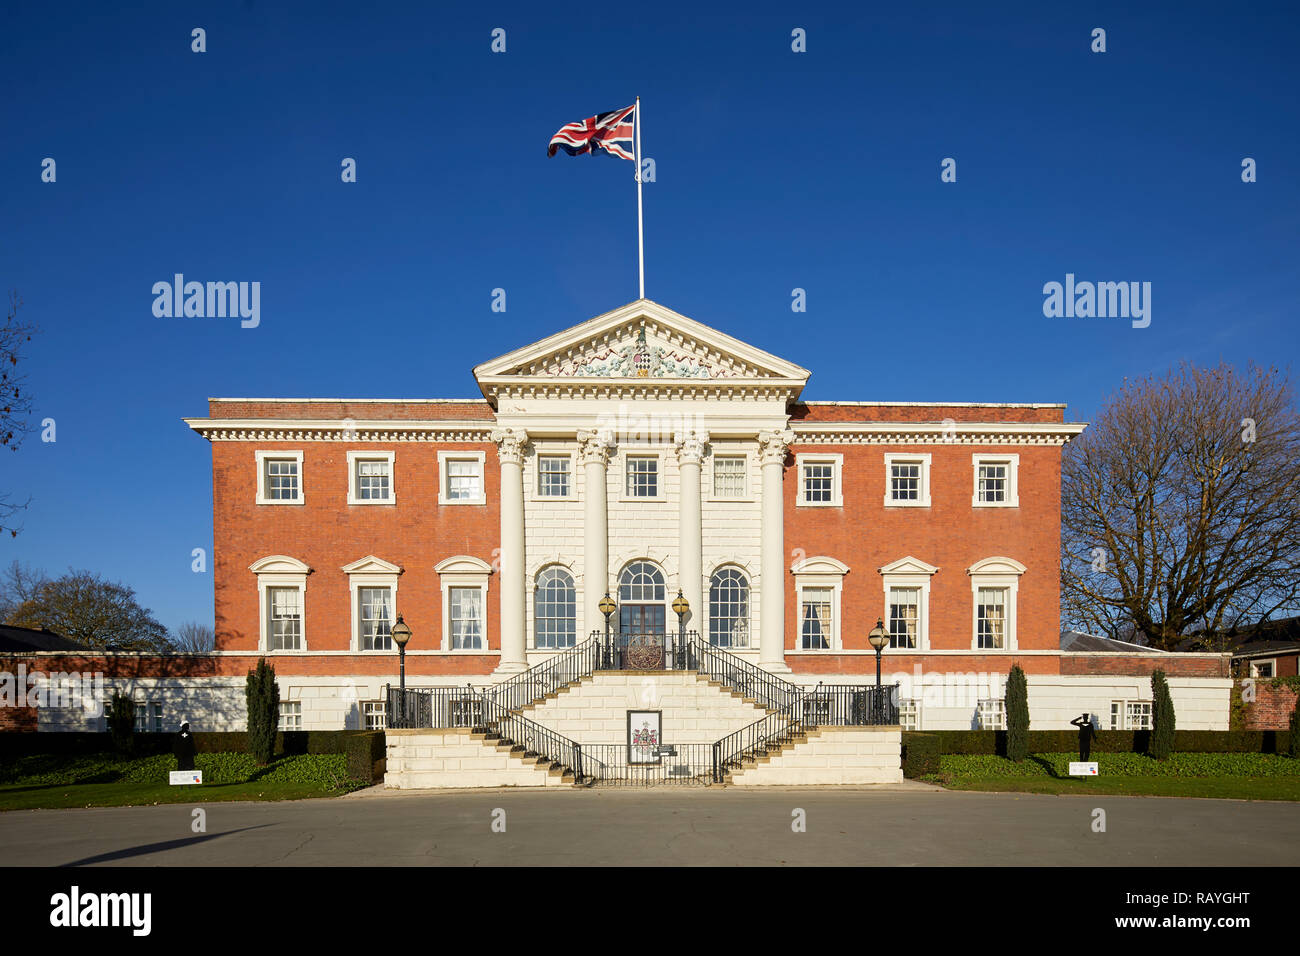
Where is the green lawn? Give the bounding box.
[0,780,363,811]
[925,751,1300,801]
[0,752,371,810]
[930,775,1300,801]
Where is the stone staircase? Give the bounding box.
[384,727,579,789]
[725,726,903,786]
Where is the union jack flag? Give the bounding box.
[547,105,636,161]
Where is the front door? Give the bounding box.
[620,605,666,668]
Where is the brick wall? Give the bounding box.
[1060,653,1229,678]
[1242,681,1298,730]
[785,440,1062,652]
[211,435,500,657]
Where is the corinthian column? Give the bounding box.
[758,428,795,672]
[674,430,708,636]
[492,427,528,673]
[578,428,614,639]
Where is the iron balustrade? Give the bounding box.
[712,693,808,782]
[801,683,901,726]
[580,743,716,787]
[686,635,802,713]
[476,693,586,783]
[385,684,483,729]
[593,629,699,671]
[486,636,601,713]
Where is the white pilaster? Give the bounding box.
[578,429,614,638]
[492,427,528,673]
[674,430,708,634]
[758,429,794,672]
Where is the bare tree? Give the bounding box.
[4,569,172,651]
[1,292,37,536]
[0,560,49,622]
[1061,362,1300,650]
[171,621,215,653]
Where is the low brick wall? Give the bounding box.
[1059,653,1229,678]
[729,726,903,786]
[1242,681,1298,730]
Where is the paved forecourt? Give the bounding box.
[2,787,1298,867]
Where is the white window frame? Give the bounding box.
[898,698,920,731]
[438,451,486,505]
[795,453,843,507]
[363,699,386,730]
[1109,699,1152,730]
[279,701,302,731]
[250,555,310,652]
[708,453,752,501]
[533,453,575,501]
[1249,659,1277,679]
[342,556,402,652]
[790,556,850,652]
[967,556,1026,651]
[347,450,396,505]
[133,700,164,734]
[255,450,305,505]
[977,698,1006,730]
[434,555,494,652]
[884,453,931,508]
[971,453,1020,508]
[879,556,939,651]
[621,453,665,502]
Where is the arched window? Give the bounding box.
[709,568,750,647]
[618,562,666,602]
[534,567,577,649]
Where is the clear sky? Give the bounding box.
[2,0,1297,633]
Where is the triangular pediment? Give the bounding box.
[473,300,810,400]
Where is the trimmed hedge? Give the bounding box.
[905,730,1295,756]
[0,730,382,761]
[0,752,366,789]
[901,732,940,778]
[935,752,1300,779]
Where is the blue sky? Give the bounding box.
[2,1,1297,632]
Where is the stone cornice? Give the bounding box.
[184,419,497,442]
[476,376,808,404]
[790,421,1087,446]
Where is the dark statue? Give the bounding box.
[1069,713,1097,762]
[174,720,196,772]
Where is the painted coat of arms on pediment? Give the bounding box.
[552,327,727,379]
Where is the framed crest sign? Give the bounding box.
[627,710,662,765]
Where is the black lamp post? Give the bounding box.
[391,614,412,725]
[672,590,690,668]
[867,618,889,723]
[599,592,616,667]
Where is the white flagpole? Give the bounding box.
[635,96,645,300]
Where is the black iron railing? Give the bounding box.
[686,635,802,713]
[712,692,808,782]
[477,693,586,783]
[800,683,900,726]
[593,629,699,671]
[580,743,715,787]
[487,636,601,713]
[385,684,484,729]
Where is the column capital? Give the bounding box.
[491,427,529,466]
[577,428,615,465]
[673,429,710,465]
[757,428,795,465]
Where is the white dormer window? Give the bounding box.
[972,454,1019,507]
[256,451,304,505]
[884,453,931,507]
[348,451,395,504]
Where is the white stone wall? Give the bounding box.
[520,435,766,662]
[384,728,572,789]
[729,727,903,786]
[788,672,1232,731]
[519,671,769,744]
[38,678,247,732]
